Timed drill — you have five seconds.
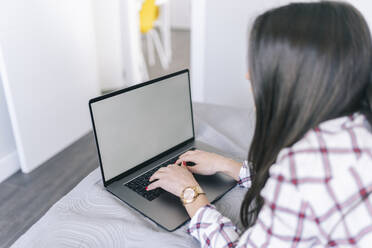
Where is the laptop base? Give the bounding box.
[106,141,237,231]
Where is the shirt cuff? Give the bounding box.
[187,204,215,236]
[187,204,240,246]
[237,160,252,188]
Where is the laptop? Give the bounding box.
[89,69,236,231]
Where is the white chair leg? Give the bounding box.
[146,33,156,66]
[149,29,169,70]
[139,48,150,81]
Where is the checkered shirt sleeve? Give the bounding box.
[237,160,252,189]
[187,114,372,247]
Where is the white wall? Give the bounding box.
[0,0,100,173]
[191,0,372,108]
[0,78,15,158]
[191,0,282,108]
[170,0,191,29]
[0,77,19,183]
[92,0,127,91]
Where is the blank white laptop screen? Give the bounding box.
[90,72,193,181]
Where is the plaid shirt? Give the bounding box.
[187,113,372,247]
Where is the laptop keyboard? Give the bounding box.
[124,148,195,201]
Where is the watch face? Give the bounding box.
[184,188,195,201]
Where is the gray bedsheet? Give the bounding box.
[12,103,255,248]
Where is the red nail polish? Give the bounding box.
[145,186,148,191]
[182,161,186,166]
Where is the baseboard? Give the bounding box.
[0,150,20,183]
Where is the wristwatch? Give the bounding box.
[180,185,205,205]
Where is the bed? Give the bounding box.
[12,103,255,248]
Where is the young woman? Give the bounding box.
[147,1,372,246]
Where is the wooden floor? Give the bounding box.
[0,30,190,248]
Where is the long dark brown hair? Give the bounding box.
[241,1,372,228]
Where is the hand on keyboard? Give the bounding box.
[124,156,180,201]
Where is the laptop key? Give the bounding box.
[124,148,195,201]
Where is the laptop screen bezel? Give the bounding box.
[89,69,195,187]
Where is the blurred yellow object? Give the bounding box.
[140,0,159,33]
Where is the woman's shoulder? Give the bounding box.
[270,113,372,186]
[258,114,372,247]
[264,114,372,240]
